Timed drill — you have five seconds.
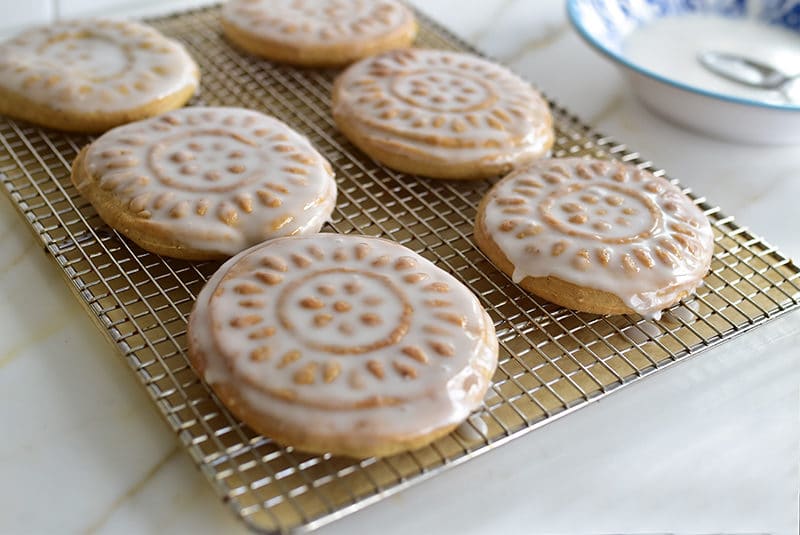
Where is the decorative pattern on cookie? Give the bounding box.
[0,19,199,132]
[475,157,714,318]
[187,234,498,458]
[221,0,417,67]
[71,107,337,260]
[332,48,554,180]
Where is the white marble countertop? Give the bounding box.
[1,1,798,534]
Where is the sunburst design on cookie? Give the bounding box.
[332,48,554,172]
[225,244,467,386]
[222,0,414,44]
[481,157,714,317]
[202,235,496,412]
[76,107,336,258]
[0,19,198,114]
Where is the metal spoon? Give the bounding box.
[697,51,799,101]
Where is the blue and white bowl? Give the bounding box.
[567,0,800,145]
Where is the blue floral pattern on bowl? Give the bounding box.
[570,0,800,53]
[765,0,800,26]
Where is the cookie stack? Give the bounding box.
[0,0,713,458]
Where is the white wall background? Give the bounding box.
[0,0,217,36]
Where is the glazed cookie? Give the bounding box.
[188,234,498,458]
[71,107,337,260]
[332,48,554,180]
[0,19,199,133]
[475,158,714,318]
[221,0,417,67]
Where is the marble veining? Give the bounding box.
[0,1,797,534]
[83,447,181,534]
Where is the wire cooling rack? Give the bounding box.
[1,5,799,533]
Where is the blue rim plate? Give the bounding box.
[566,0,800,113]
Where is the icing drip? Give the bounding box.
[622,321,662,345]
[664,300,701,325]
[0,19,198,113]
[481,158,714,318]
[455,413,489,442]
[333,48,553,167]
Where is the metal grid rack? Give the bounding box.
[1,5,799,533]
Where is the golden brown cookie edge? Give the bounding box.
[220,15,418,67]
[0,80,197,134]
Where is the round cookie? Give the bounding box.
[0,19,199,133]
[221,0,417,67]
[332,48,554,180]
[187,234,498,458]
[71,107,337,260]
[474,157,714,319]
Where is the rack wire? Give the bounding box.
[1,5,799,533]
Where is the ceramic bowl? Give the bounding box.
[566,0,800,145]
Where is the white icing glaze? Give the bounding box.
[481,158,714,319]
[333,48,553,167]
[664,299,701,325]
[189,234,498,442]
[0,19,198,113]
[78,107,336,257]
[455,413,489,442]
[222,0,414,45]
[622,321,662,345]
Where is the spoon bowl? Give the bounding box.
[697,51,798,93]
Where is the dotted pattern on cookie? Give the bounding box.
[0,19,198,113]
[333,48,553,166]
[79,107,336,256]
[481,157,714,318]
[194,235,497,430]
[222,0,414,44]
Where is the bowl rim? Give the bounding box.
[565,0,800,113]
